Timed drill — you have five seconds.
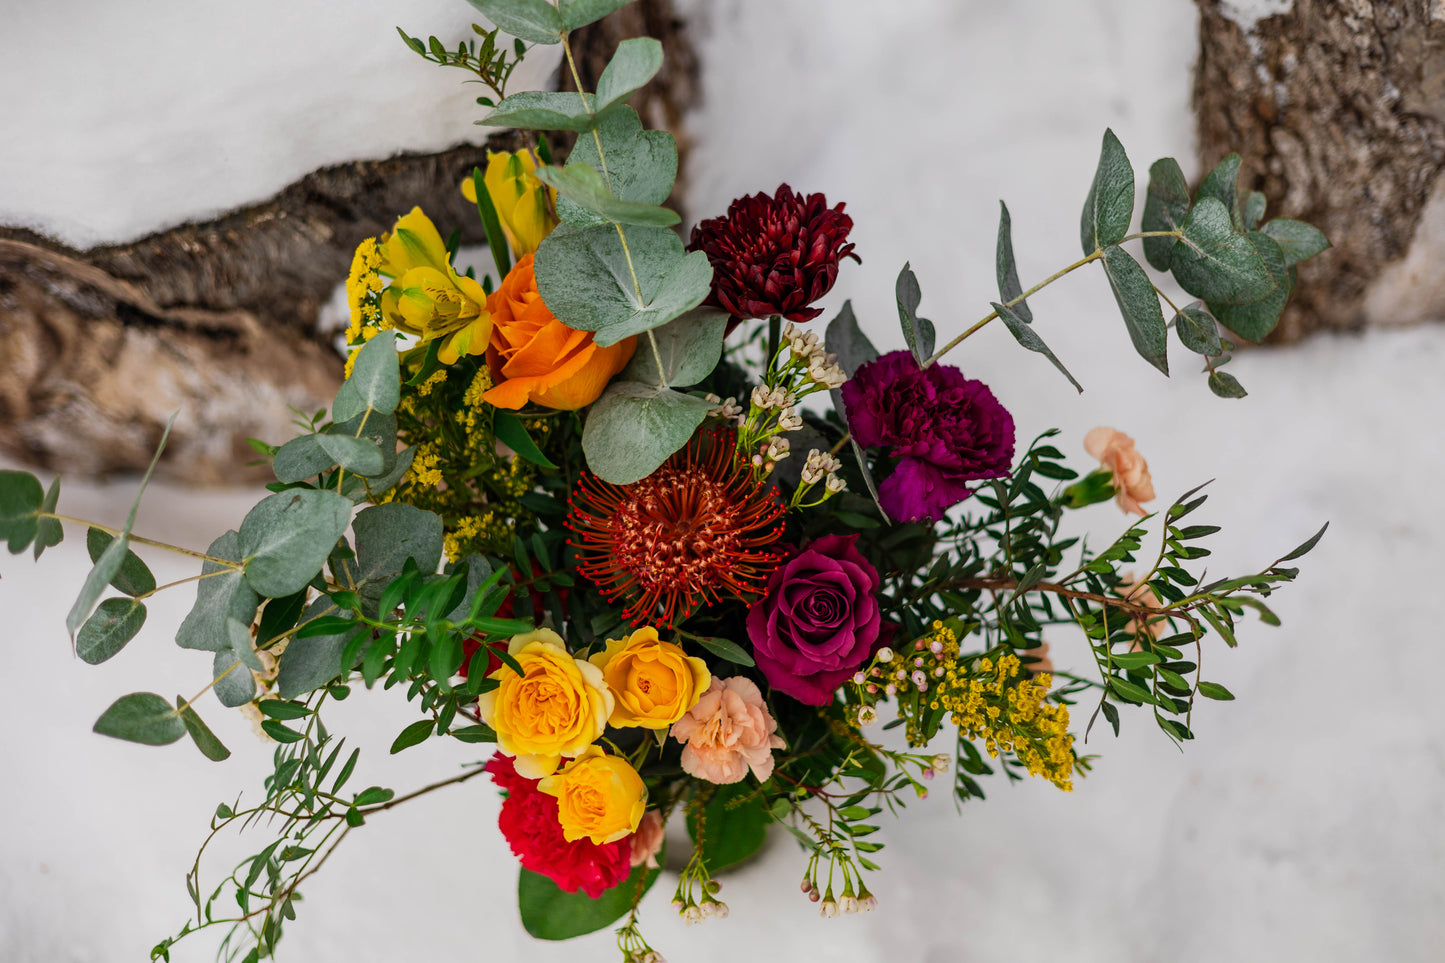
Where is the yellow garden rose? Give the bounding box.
[461,149,557,258]
[377,207,491,365]
[477,628,612,779]
[589,626,710,730]
[537,746,647,844]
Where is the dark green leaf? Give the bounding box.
[389,719,435,754]
[85,527,156,597]
[353,787,395,807]
[533,162,679,227]
[1279,522,1328,562]
[332,331,400,423]
[1108,677,1154,704]
[32,477,62,560]
[1173,302,1223,356]
[1207,370,1248,398]
[0,469,43,554]
[1080,129,1135,255]
[594,38,663,115]
[1101,246,1169,375]
[462,0,562,44]
[992,301,1082,392]
[895,262,936,365]
[1110,651,1160,670]
[258,700,311,720]
[1261,218,1330,266]
[687,783,768,872]
[1171,197,1274,305]
[1243,191,1267,231]
[261,719,305,744]
[239,490,353,598]
[581,382,710,485]
[493,411,560,469]
[213,650,257,708]
[620,307,727,388]
[277,601,357,699]
[176,531,258,652]
[176,697,231,761]
[559,0,633,31]
[1208,232,1291,341]
[67,532,130,641]
[1195,154,1243,229]
[1196,681,1235,701]
[996,200,1033,321]
[518,860,661,940]
[77,597,147,665]
[824,300,878,378]
[93,692,185,746]
[471,166,512,279]
[688,635,754,668]
[480,90,599,132]
[450,724,498,743]
[557,106,676,226]
[1140,156,1190,270]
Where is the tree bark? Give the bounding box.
[0,0,696,483]
[1193,0,1445,342]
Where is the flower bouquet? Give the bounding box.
[0,2,1331,961]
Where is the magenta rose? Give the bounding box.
[745,534,889,705]
[840,350,1015,523]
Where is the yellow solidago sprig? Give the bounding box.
[376,207,492,365]
[462,149,557,258]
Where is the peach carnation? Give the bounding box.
[669,677,785,785]
[1084,427,1155,516]
[629,810,665,869]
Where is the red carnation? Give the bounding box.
[485,754,632,897]
[688,184,859,324]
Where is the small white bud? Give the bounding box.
[840,895,860,914]
[824,473,846,493]
[932,753,951,773]
[857,705,878,726]
[819,900,839,918]
[877,647,894,663]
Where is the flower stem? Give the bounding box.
[42,513,237,566]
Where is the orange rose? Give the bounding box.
[482,254,636,410]
[1084,427,1155,516]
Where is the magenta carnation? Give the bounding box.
[745,534,891,705]
[687,183,859,323]
[841,351,1015,523]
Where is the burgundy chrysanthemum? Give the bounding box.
[688,183,860,323]
[566,429,786,626]
[486,754,632,898]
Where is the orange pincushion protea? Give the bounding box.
[566,430,786,626]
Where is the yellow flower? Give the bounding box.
[461,150,557,257]
[589,626,710,729]
[377,207,492,365]
[538,745,647,844]
[477,628,612,778]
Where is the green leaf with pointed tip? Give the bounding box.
[0,469,43,554]
[825,300,878,378]
[332,331,400,422]
[471,165,512,278]
[559,0,633,31]
[689,634,754,667]
[1196,154,1243,230]
[390,719,435,755]
[176,696,231,761]
[348,446,414,506]
[556,106,676,228]
[519,859,662,940]
[239,490,353,599]
[534,163,678,227]
[32,477,62,560]
[1207,370,1248,398]
[213,649,257,708]
[272,434,333,483]
[277,601,357,700]
[1280,522,1328,561]
[1261,218,1330,266]
[688,782,768,872]
[1140,157,1190,271]
[176,531,257,652]
[622,308,727,387]
[86,528,156,597]
[93,692,185,746]
[494,411,560,469]
[995,201,1032,322]
[1080,129,1135,255]
[895,262,935,365]
[1208,232,1292,341]
[77,597,147,665]
[67,535,129,641]
[992,302,1082,392]
[581,382,711,485]
[480,90,598,132]
[1171,198,1275,305]
[351,502,444,613]
[595,37,662,114]
[1173,302,1222,356]
[463,0,562,44]
[533,223,713,347]
[1243,191,1267,231]
[1196,681,1235,701]
[1101,246,1168,375]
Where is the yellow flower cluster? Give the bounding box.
[938,652,1075,792]
[344,237,386,345]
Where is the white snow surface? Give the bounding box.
[3,1,1442,961]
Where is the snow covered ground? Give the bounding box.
[3,1,1442,961]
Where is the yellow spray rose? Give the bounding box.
[537,746,647,844]
[377,207,491,365]
[460,149,557,257]
[477,628,612,779]
[589,626,710,730]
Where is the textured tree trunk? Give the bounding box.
[1193,0,1445,342]
[0,0,696,483]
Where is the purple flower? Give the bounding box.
[840,351,1015,523]
[745,534,891,706]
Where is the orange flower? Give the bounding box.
[1084,427,1155,516]
[482,254,636,410]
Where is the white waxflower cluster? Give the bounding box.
[782,321,846,387]
[750,384,798,410]
[703,393,744,420]
[800,448,845,493]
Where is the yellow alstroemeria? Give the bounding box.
[377,207,491,365]
[461,149,557,257]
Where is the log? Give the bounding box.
[1193,0,1445,341]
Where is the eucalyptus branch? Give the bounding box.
[42,512,236,565]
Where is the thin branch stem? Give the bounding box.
[43,513,236,565]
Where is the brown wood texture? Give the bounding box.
[1193,0,1445,341]
[0,0,696,482]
